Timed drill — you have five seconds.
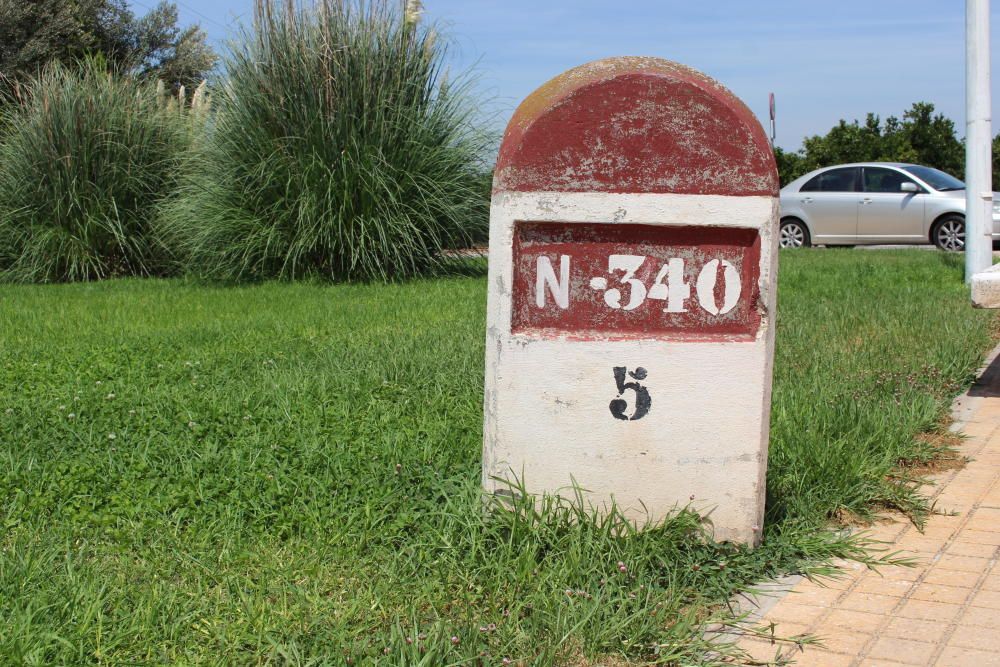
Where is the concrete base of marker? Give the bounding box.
[971,264,1000,308]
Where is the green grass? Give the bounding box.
[0,250,994,665]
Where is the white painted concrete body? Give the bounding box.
[966,0,994,282]
[483,191,778,545]
[971,263,1000,307]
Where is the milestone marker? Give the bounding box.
[482,57,779,544]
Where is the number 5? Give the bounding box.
[609,366,651,421]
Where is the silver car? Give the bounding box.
[778,162,1000,250]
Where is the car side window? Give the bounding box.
[863,167,919,193]
[800,167,860,192]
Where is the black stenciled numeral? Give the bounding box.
[609,366,651,421]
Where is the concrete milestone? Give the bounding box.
[482,57,780,545]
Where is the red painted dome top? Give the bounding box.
[494,57,778,196]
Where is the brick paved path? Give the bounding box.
[736,358,1000,666]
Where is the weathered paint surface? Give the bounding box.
[494,57,778,196]
[511,222,761,339]
[483,57,779,545]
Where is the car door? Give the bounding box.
[796,167,860,243]
[858,167,926,242]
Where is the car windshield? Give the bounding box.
[901,165,965,191]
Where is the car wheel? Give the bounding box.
[779,219,810,248]
[932,215,965,252]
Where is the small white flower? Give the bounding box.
[58,404,66,411]
[404,0,423,26]
[67,413,76,420]
[157,364,164,369]
[108,433,116,440]
[106,393,115,400]
[243,414,251,421]
[96,380,103,386]
[129,409,136,416]
[188,421,197,429]
[4,408,12,415]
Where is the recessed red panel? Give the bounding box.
[510,222,761,340]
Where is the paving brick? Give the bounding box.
[961,605,1000,629]
[895,536,946,555]
[933,554,992,573]
[896,599,963,622]
[937,645,1000,666]
[793,649,856,666]
[786,584,847,607]
[824,608,884,632]
[814,627,874,655]
[867,522,909,541]
[868,636,936,664]
[965,519,1000,534]
[959,418,999,436]
[946,540,999,558]
[882,616,950,644]
[970,589,1000,610]
[955,529,1000,546]
[839,592,902,614]
[878,565,927,582]
[853,575,916,598]
[922,568,982,588]
[908,583,974,605]
[947,623,1000,651]
[765,601,827,625]
[982,573,1000,592]
[916,521,962,540]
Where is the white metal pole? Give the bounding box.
[966,0,993,282]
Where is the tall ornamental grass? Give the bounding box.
[160,0,491,282]
[0,61,193,283]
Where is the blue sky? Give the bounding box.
[134,0,1000,150]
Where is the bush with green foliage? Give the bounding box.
[160,0,490,282]
[0,60,194,282]
[775,102,969,186]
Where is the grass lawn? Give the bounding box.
[0,250,994,665]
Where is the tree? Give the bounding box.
[0,0,215,93]
[132,3,217,93]
[776,102,967,186]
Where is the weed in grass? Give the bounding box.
[0,250,994,663]
[0,59,196,283]
[159,0,492,283]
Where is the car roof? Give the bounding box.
[811,162,918,169]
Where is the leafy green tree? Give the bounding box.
[0,0,215,93]
[775,102,967,186]
[132,2,217,92]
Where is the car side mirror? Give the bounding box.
[900,182,919,193]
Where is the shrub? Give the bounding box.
[0,60,194,282]
[159,0,491,282]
